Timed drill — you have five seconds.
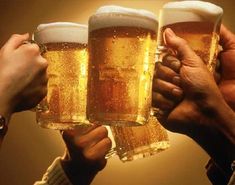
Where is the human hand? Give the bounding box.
[154,28,225,134]
[61,125,112,185]
[153,28,235,179]
[218,25,235,110]
[0,33,48,116]
[152,55,182,112]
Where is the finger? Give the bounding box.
[2,33,29,51]
[62,125,101,151]
[152,92,176,110]
[19,41,41,55]
[63,124,99,138]
[84,138,112,161]
[213,58,221,84]
[155,62,180,84]
[162,55,181,73]
[153,78,183,99]
[164,28,202,66]
[220,24,235,50]
[74,126,108,149]
[62,130,75,146]
[214,71,221,84]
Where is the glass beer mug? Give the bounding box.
[88,6,170,162]
[110,116,169,162]
[157,1,223,72]
[87,5,158,126]
[34,22,91,130]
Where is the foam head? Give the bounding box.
[34,22,88,44]
[161,1,223,26]
[89,5,158,32]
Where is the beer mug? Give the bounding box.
[34,22,91,130]
[157,1,223,72]
[110,116,169,162]
[87,5,158,126]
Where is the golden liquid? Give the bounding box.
[88,27,156,126]
[36,42,89,130]
[158,21,220,72]
[111,116,170,162]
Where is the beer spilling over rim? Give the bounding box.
[89,5,158,32]
[34,22,88,44]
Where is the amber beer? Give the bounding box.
[34,22,90,130]
[88,6,158,126]
[157,1,223,72]
[110,116,169,162]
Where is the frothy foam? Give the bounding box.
[161,1,223,26]
[34,22,88,44]
[89,5,158,32]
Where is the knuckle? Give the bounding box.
[84,149,97,161]
[75,137,88,148]
[25,44,40,55]
[155,62,162,72]
[11,34,21,40]
[103,138,112,149]
[38,57,48,69]
[155,78,161,87]
[162,54,172,62]
[34,57,48,73]
[178,37,188,45]
[152,92,161,107]
[152,79,158,91]
[97,126,109,138]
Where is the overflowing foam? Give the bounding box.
[89,5,158,32]
[34,22,88,44]
[161,1,223,26]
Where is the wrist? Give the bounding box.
[0,92,14,118]
[37,157,72,185]
[199,91,235,144]
[193,125,234,179]
[190,95,235,179]
[0,98,12,139]
[211,98,235,145]
[61,157,97,185]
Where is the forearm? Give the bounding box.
[194,98,235,181]
[193,126,234,183]
[215,99,235,145]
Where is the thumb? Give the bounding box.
[164,28,203,67]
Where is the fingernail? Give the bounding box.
[172,88,183,97]
[172,76,181,86]
[165,28,176,38]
